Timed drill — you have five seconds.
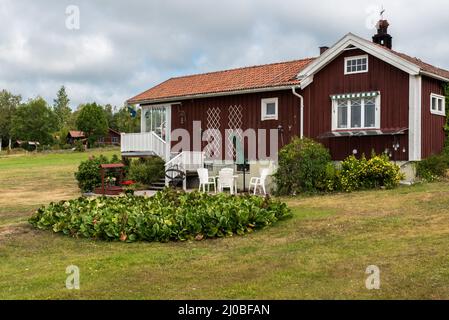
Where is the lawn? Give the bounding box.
[1,150,449,299]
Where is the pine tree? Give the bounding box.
[53,86,72,130]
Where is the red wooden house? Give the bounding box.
[67,128,121,146]
[97,128,121,146]
[122,20,448,178]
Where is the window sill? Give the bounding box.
[430,110,446,117]
[344,70,368,75]
[333,128,380,132]
[261,117,278,121]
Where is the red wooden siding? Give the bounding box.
[169,90,301,160]
[159,49,445,162]
[98,129,121,145]
[302,49,410,161]
[421,76,446,158]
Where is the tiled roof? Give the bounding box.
[129,40,449,104]
[390,50,449,80]
[128,58,315,104]
[366,37,449,79]
[68,131,85,138]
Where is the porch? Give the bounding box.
[120,104,276,192]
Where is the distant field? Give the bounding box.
[1,149,449,299]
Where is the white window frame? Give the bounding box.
[344,55,369,75]
[430,93,446,116]
[332,95,381,131]
[261,98,278,121]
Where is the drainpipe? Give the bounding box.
[291,86,304,139]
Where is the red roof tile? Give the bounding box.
[68,131,85,138]
[390,51,449,80]
[128,58,315,104]
[367,38,449,79]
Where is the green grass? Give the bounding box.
[0,148,118,226]
[1,150,449,299]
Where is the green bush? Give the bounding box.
[339,154,403,192]
[324,162,341,192]
[274,138,332,195]
[128,157,165,186]
[74,155,122,192]
[416,154,448,182]
[29,189,292,242]
[74,140,85,152]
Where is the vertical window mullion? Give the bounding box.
[374,96,381,128]
[347,99,351,129]
[150,108,153,132]
[333,100,336,130]
[361,98,365,129]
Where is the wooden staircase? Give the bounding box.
[148,178,167,191]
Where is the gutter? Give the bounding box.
[127,85,298,106]
[291,86,305,139]
[420,70,449,83]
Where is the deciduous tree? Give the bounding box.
[114,105,141,133]
[76,102,108,146]
[11,97,58,146]
[0,90,21,151]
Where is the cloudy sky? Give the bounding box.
[1,0,449,109]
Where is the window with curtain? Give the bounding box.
[332,93,380,130]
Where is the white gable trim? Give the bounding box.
[298,33,421,89]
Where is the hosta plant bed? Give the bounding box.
[29,189,292,242]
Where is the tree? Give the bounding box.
[67,108,81,130]
[53,86,72,130]
[103,104,117,131]
[444,84,449,148]
[11,97,58,146]
[114,105,141,133]
[76,103,108,146]
[0,90,21,151]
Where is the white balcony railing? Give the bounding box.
[121,132,167,160]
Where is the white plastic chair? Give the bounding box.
[250,168,270,195]
[197,168,216,193]
[218,168,235,195]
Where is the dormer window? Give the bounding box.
[345,55,368,75]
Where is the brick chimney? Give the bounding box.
[373,19,392,49]
[319,46,329,55]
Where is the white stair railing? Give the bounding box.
[165,151,205,190]
[150,132,167,160]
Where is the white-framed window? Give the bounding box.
[331,93,381,131]
[430,93,446,116]
[344,55,369,75]
[261,98,278,121]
